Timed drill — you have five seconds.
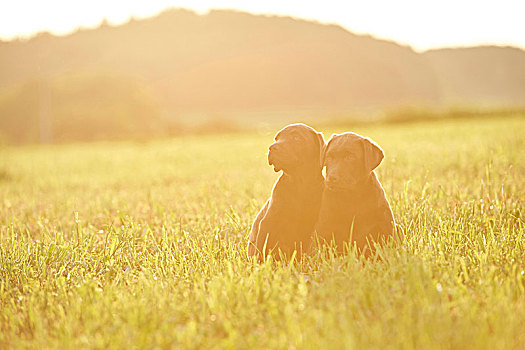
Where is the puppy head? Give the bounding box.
[324,132,383,191]
[268,123,325,174]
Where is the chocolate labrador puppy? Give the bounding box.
[247,123,325,260]
[315,132,397,256]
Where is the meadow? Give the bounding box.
[1,115,524,349]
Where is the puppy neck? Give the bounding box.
[282,166,324,186]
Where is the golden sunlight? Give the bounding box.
[1,1,525,348]
[1,0,524,51]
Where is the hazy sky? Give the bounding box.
[1,0,524,51]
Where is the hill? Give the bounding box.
[424,46,525,106]
[0,9,440,113]
[1,9,525,143]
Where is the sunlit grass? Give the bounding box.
[1,115,524,348]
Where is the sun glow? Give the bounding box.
[1,0,524,51]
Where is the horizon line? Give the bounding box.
[1,6,524,53]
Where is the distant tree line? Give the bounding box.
[0,73,168,143]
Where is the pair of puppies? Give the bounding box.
[247,123,396,260]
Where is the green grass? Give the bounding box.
[1,115,524,349]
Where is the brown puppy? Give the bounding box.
[315,132,397,256]
[247,123,325,260]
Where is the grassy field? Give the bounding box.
[1,115,524,349]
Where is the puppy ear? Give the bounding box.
[362,137,384,172]
[317,132,326,167]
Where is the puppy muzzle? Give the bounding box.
[268,150,281,172]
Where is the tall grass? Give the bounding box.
[1,115,524,348]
